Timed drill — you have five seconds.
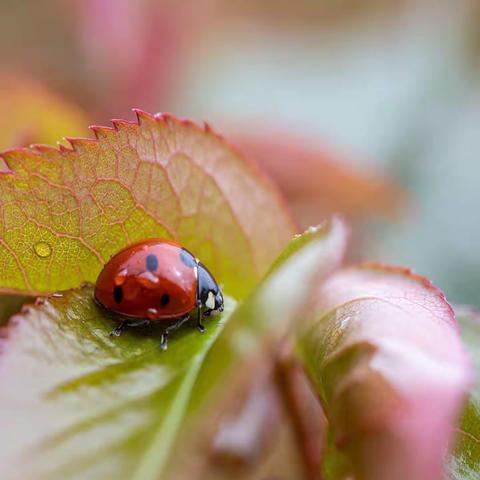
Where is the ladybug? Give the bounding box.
[94,239,224,350]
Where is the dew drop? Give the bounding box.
[34,241,52,258]
[147,308,158,320]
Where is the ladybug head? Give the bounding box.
[197,263,224,314]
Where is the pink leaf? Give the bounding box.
[301,263,473,480]
[232,129,403,229]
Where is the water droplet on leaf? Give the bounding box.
[34,242,52,258]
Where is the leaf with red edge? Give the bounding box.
[232,129,403,228]
[300,263,473,480]
[0,75,89,324]
[0,111,295,297]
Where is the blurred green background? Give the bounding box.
[1,0,479,306]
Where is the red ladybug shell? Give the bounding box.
[95,239,198,321]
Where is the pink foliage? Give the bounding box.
[74,0,211,117]
[311,264,473,480]
[232,129,403,229]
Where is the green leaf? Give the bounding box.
[196,217,348,391]
[0,218,347,480]
[0,111,295,298]
[162,217,348,477]
[449,307,480,480]
[0,287,236,480]
[299,264,473,480]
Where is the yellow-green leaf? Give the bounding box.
[171,217,347,426]
[0,76,88,150]
[0,111,295,297]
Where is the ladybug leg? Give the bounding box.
[160,314,191,351]
[160,333,168,351]
[196,302,206,333]
[110,320,126,337]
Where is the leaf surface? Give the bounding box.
[0,286,235,480]
[0,111,295,297]
[449,307,480,480]
[196,217,349,392]
[0,218,347,480]
[300,264,473,480]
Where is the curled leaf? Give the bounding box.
[0,111,295,297]
[164,217,348,478]
[204,217,348,366]
[300,264,473,480]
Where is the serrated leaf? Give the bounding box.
[300,264,473,480]
[0,218,347,480]
[0,111,295,297]
[449,307,480,480]
[0,287,235,480]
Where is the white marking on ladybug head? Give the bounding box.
[205,291,215,310]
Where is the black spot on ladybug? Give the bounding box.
[146,254,158,272]
[180,248,196,268]
[160,294,170,306]
[113,286,123,303]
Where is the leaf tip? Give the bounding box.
[30,143,59,154]
[65,136,96,153]
[133,108,156,125]
[88,124,115,140]
[110,118,135,131]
